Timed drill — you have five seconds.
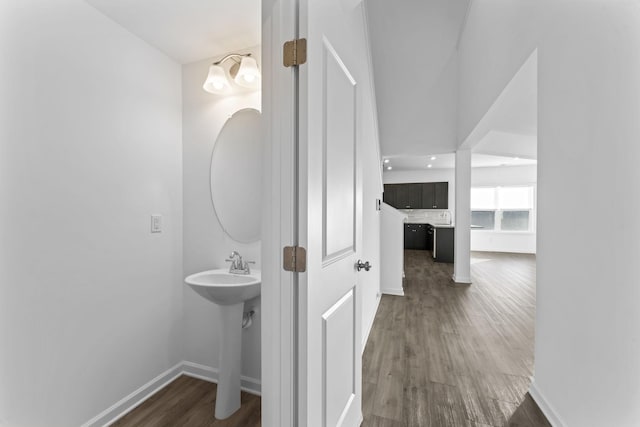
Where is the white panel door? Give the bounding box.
[298,1,364,426]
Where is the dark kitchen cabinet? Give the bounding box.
[384,183,422,209]
[426,224,434,252]
[382,184,398,207]
[384,182,448,210]
[397,184,422,209]
[421,182,448,209]
[434,227,454,263]
[433,182,448,209]
[421,184,435,209]
[404,224,428,250]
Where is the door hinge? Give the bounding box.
[283,38,307,67]
[283,246,307,272]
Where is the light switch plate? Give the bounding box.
[151,214,162,233]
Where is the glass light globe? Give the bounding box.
[203,64,230,94]
[234,56,261,89]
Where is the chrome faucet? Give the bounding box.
[225,251,255,274]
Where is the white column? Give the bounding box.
[453,149,471,283]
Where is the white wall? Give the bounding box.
[460,2,640,425]
[181,51,262,387]
[0,1,183,426]
[359,86,383,350]
[472,164,536,187]
[380,204,406,296]
[353,3,384,352]
[458,0,539,145]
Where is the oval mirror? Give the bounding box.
[210,108,262,243]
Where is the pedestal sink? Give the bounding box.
[184,268,261,419]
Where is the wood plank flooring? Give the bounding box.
[113,250,546,427]
[362,250,550,427]
[112,375,261,427]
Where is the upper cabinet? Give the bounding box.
[384,182,448,209]
[430,182,449,209]
[396,183,422,209]
[382,184,398,207]
[421,183,434,209]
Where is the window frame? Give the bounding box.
[470,185,536,234]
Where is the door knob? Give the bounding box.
[356,260,372,272]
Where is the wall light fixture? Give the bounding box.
[203,53,261,94]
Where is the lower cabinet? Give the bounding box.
[434,227,454,263]
[404,224,428,250]
[403,224,454,261]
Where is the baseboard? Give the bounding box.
[361,293,382,354]
[82,361,261,427]
[381,288,404,296]
[451,274,471,284]
[81,362,184,427]
[181,361,262,396]
[529,380,566,427]
[470,247,536,254]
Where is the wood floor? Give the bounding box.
[362,250,550,427]
[114,250,546,426]
[112,375,261,427]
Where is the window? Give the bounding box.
[471,211,496,230]
[501,211,530,231]
[471,186,534,232]
[471,187,496,209]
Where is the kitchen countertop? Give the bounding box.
[404,218,454,228]
[404,219,483,229]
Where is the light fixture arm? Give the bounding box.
[213,53,252,66]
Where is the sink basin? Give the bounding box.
[184,268,261,420]
[185,269,260,305]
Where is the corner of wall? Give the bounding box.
[529,380,566,427]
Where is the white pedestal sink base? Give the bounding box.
[215,302,243,420]
[184,269,261,420]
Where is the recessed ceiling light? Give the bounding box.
[387,166,392,170]
[384,159,390,164]
[430,156,436,160]
[427,164,433,168]
[514,157,520,160]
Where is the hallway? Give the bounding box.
[363,251,550,426]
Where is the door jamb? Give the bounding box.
[261,0,299,426]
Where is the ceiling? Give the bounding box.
[366,1,537,171]
[84,0,537,171]
[366,0,471,157]
[374,23,537,171]
[85,0,260,64]
[383,153,536,172]
[473,131,537,160]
